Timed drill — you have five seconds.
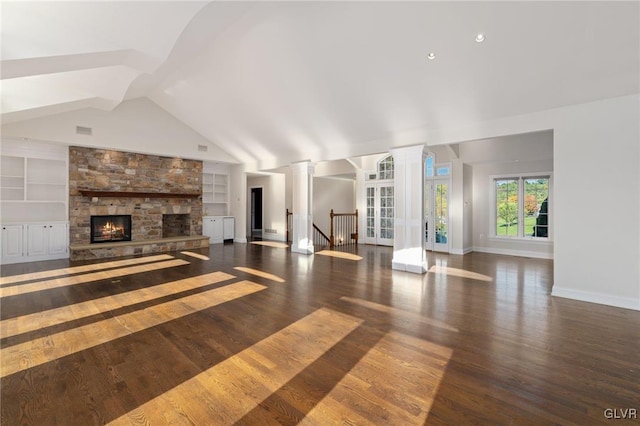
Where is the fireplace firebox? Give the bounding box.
[90,215,132,243]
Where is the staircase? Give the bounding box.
[286,208,358,252]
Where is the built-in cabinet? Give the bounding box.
[203,216,234,244]
[1,222,69,264]
[1,139,70,264]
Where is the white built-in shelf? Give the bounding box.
[202,172,229,209]
[0,152,68,222]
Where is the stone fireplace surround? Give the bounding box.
[69,147,208,260]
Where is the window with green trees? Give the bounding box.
[494,176,550,238]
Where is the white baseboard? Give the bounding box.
[552,287,639,311]
[392,260,427,274]
[234,237,248,243]
[472,246,553,259]
[449,247,473,255]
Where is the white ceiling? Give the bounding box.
[2,1,638,168]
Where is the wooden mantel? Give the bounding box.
[78,190,201,199]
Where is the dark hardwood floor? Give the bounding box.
[1,243,639,425]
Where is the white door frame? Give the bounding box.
[425,164,451,253]
[364,181,394,246]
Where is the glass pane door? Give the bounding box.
[425,181,432,250]
[364,183,394,246]
[378,185,394,245]
[425,179,449,252]
[434,180,449,252]
[366,186,375,239]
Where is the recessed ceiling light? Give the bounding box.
[427,52,436,60]
[475,34,485,43]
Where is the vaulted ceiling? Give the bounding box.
[2,1,638,168]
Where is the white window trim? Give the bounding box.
[489,172,553,241]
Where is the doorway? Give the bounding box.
[250,187,263,240]
[425,178,449,252]
[364,182,394,246]
[425,156,450,253]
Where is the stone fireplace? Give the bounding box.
[69,147,207,260]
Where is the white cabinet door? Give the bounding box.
[203,217,214,239]
[48,223,68,255]
[211,217,223,243]
[26,224,49,256]
[223,217,234,241]
[203,217,223,244]
[1,225,24,261]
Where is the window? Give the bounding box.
[425,155,434,178]
[378,155,394,180]
[494,175,550,238]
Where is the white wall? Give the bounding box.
[1,98,238,163]
[471,158,554,258]
[463,163,474,252]
[449,159,464,254]
[247,174,287,241]
[552,95,639,310]
[426,94,639,311]
[313,177,355,236]
[314,159,356,178]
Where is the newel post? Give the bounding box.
[329,209,335,249]
[354,209,359,245]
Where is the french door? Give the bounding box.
[425,178,449,252]
[365,182,394,246]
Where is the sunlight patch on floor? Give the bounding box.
[180,251,210,260]
[340,296,459,333]
[0,254,175,286]
[0,271,236,338]
[0,280,266,378]
[250,241,289,248]
[315,250,362,261]
[301,330,453,425]
[108,307,363,425]
[428,265,493,282]
[0,259,190,298]
[234,266,285,283]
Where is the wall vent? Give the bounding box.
[76,126,92,136]
[265,228,278,234]
[197,144,208,152]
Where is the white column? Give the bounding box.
[390,145,426,273]
[229,164,247,243]
[291,161,314,254]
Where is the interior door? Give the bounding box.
[364,183,394,246]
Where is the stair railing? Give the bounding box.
[329,209,358,249]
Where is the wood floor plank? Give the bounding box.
[0,254,175,286]
[109,308,363,425]
[0,259,190,298]
[0,280,266,377]
[0,271,235,338]
[0,245,638,425]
